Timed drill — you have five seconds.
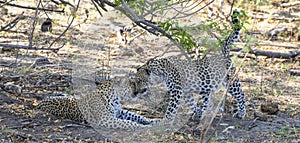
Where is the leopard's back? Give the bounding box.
[164,55,231,93]
[37,95,85,122]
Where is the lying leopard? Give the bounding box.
[37,76,160,130]
[133,9,246,121]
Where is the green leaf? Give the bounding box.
[114,0,121,6]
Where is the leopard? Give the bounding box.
[37,76,160,130]
[133,9,246,122]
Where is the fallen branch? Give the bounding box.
[0,43,63,51]
[247,13,300,22]
[289,70,300,76]
[0,1,64,13]
[236,54,257,60]
[232,47,300,59]
[280,1,300,7]
[267,27,287,37]
[235,42,300,49]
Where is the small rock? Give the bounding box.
[135,47,144,54]
[34,58,51,66]
[260,102,279,115]
[121,48,135,57]
[0,7,8,15]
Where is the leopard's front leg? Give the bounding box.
[228,77,246,119]
[165,83,183,121]
[116,109,160,125]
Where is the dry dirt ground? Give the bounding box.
[1,0,300,142]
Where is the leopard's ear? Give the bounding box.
[137,66,142,71]
[128,78,138,96]
[146,58,154,64]
[128,78,136,87]
[137,66,150,75]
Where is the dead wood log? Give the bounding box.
[232,47,300,59]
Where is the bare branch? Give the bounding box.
[47,0,81,49]
[58,0,75,7]
[49,0,75,8]
[169,0,214,19]
[91,0,109,15]
[0,12,24,31]
[29,0,41,48]
[91,0,104,16]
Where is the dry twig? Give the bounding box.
[0,43,64,51]
[47,0,81,49]
[0,1,64,13]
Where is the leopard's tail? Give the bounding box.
[222,9,241,57]
[37,95,86,122]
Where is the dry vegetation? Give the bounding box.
[1,0,300,142]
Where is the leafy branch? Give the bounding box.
[92,0,215,60]
[158,21,196,52]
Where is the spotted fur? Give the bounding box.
[37,77,160,130]
[134,10,246,121]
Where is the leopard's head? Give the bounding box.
[132,66,150,96]
[110,76,137,101]
[133,59,166,96]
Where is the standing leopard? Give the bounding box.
[133,9,246,121]
[37,76,160,130]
